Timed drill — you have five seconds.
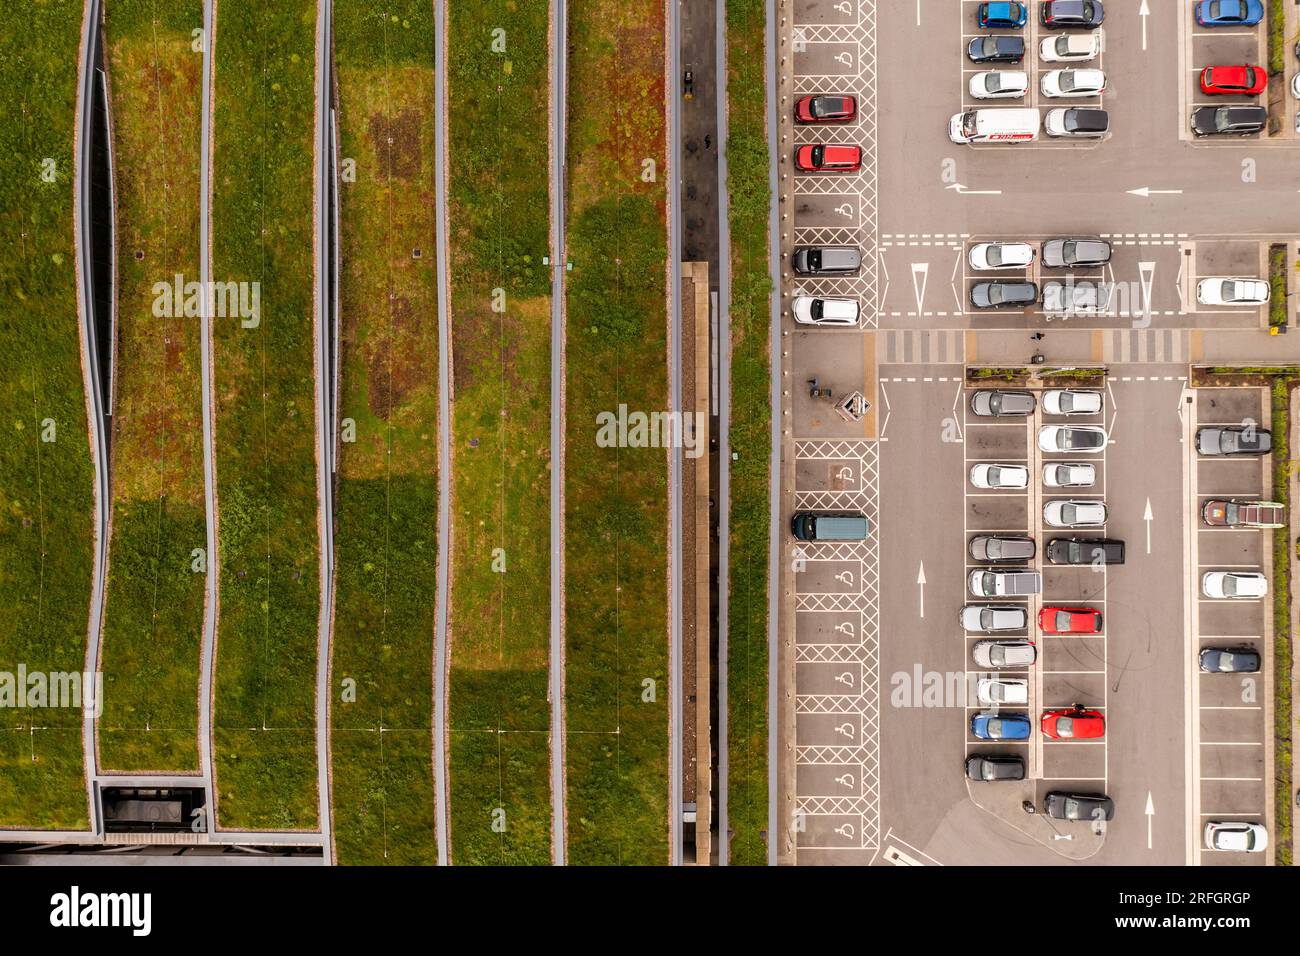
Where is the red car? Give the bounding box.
[1041,706,1105,739]
[1199,65,1267,96]
[795,95,857,123]
[794,144,862,173]
[1038,605,1102,635]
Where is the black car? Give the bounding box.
[1041,0,1105,29]
[1196,425,1272,456]
[967,34,1026,64]
[965,754,1026,782]
[792,246,861,276]
[1044,791,1115,821]
[969,535,1036,562]
[1191,105,1267,137]
[1199,646,1261,674]
[971,281,1038,309]
[1046,537,1125,565]
[1042,237,1111,268]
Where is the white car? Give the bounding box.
[1201,571,1268,600]
[976,677,1028,706]
[968,241,1035,271]
[792,295,860,326]
[970,463,1029,489]
[1044,107,1109,138]
[1042,463,1096,488]
[1205,821,1268,853]
[1041,69,1106,98]
[960,605,1029,632]
[1292,73,1300,98]
[1196,278,1270,307]
[1043,499,1107,528]
[1040,32,1101,62]
[1039,425,1107,454]
[972,640,1037,669]
[1042,389,1102,416]
[969,70,1029,100]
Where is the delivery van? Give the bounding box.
[791,512,870,542]
[948,108,1039,144]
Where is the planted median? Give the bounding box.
[0,0,95,829]
[564,0,671,864]
[329,0,439,865]
[210,2,320,830]
[446,0,553,864]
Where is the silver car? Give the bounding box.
[960,604,1029,632]
[971,390,1035,417]
[1043,499,1108,528]
[972,640,1037,668]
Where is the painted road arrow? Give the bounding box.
[1128,186,1184,198]
[1144,498,1153,554]
[917,561,927,618]
[1145,792,1155,849]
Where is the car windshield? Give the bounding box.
[984,75,1001,92]
[986,246,1006,266]
[981,36,998,56]
[807,250,822,269]
[1223,576,1238,596]
[1062,505,1078,523]
[1225,503,1239,523]
[810,145,824,164]
[1056,717,1074,737]
[809,300,823,320]
[1065,798,1081,817]
[990,646,1007,666]
[1054,36,1073,55]
[987,719,1003,736]
[982,763,997,781]
[981,609,995,629]
[1055,612,1073,631]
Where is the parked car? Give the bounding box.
[1041,0,1105,29]
[1043,463,1096,487]
[1196,425,1271,456]
[1191,105,1266,136]
[970,463,1030,489]
[1041,237,1111,268]
[1040,32,1101,61]
[1201,570,1267,599]
[1200,65,1267,95]
[1041,706,1105,739]
[1204,820,1268,852]
[1039,425,1107,453]
[965,753,1026,782]
[969,535,1036,562]
[1045,791,1115,821]
[1199,646,1261,673]
[972,712,1032,740]
[792,296,859,327]
[971,389,1035,417]
[961,604,1030,632]
[1195,0,1264,27]
[968,241,1035,270]
[1039,605,1102,634]
[1043,499,1108,528]
[971,280,1038,309]
[1197,277,1270,306]
[1045,537,1125,565]
[1044,106,1109,137]
[977,678,1029,706]
[794,143,862,172]
[969,70,1030,99]
[979,2,1028,28]
[792,246,861,276]
[1041,68,1106,97]
[794,94,857,123]
[1201,499,1285,528]
[1042,389,1102,415]
[1042,280,1110,315]
[972,640,1037,668]
[967,34,1026,63]
[791,513,870,542]
[969,568,1041,598]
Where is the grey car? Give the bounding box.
[1191,105,1266,137]
[1044,791,1115,822]
[969,535,1036,562]
[792,246,860,276]
[1042,280,1110,315]
[971,640,1037,668]
[1196,425,1271,456]
[971,389,1035,417]
[971,281,1038,309]
[1199,646,1261,674]
[965,754,1026,782]
[1041,237,1111,268]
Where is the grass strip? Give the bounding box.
[97,0,207,774]
[1269,378,1294,865]
[328,1,439,865]
[724,0,772,866]
[1269,244,1287,329]
[210,1,320,830]
[0,0,95,829]
[1268,0,1287,76]
[564,0,670,864]
[445,0,553,864]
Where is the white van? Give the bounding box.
[948,108,1039,145]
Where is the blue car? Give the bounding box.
[1196,0,1264,26]
[980,2,1028,28]
[972,712,1032,740]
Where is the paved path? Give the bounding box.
[669,0,685,866]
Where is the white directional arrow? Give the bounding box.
[1128,186,1184,198]
[1145,792,1155,849]
[1144,498,1154,554]
[917,561,927,618]
[1139,0,1150,51]
[911,263,929,316]
[946,182,1003,196]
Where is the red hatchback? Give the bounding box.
[1041,706,1105,739]
[1200,65,1267,95]
[795,95,857,123]
[1038,605,1102,635]
[794,144,862,172]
